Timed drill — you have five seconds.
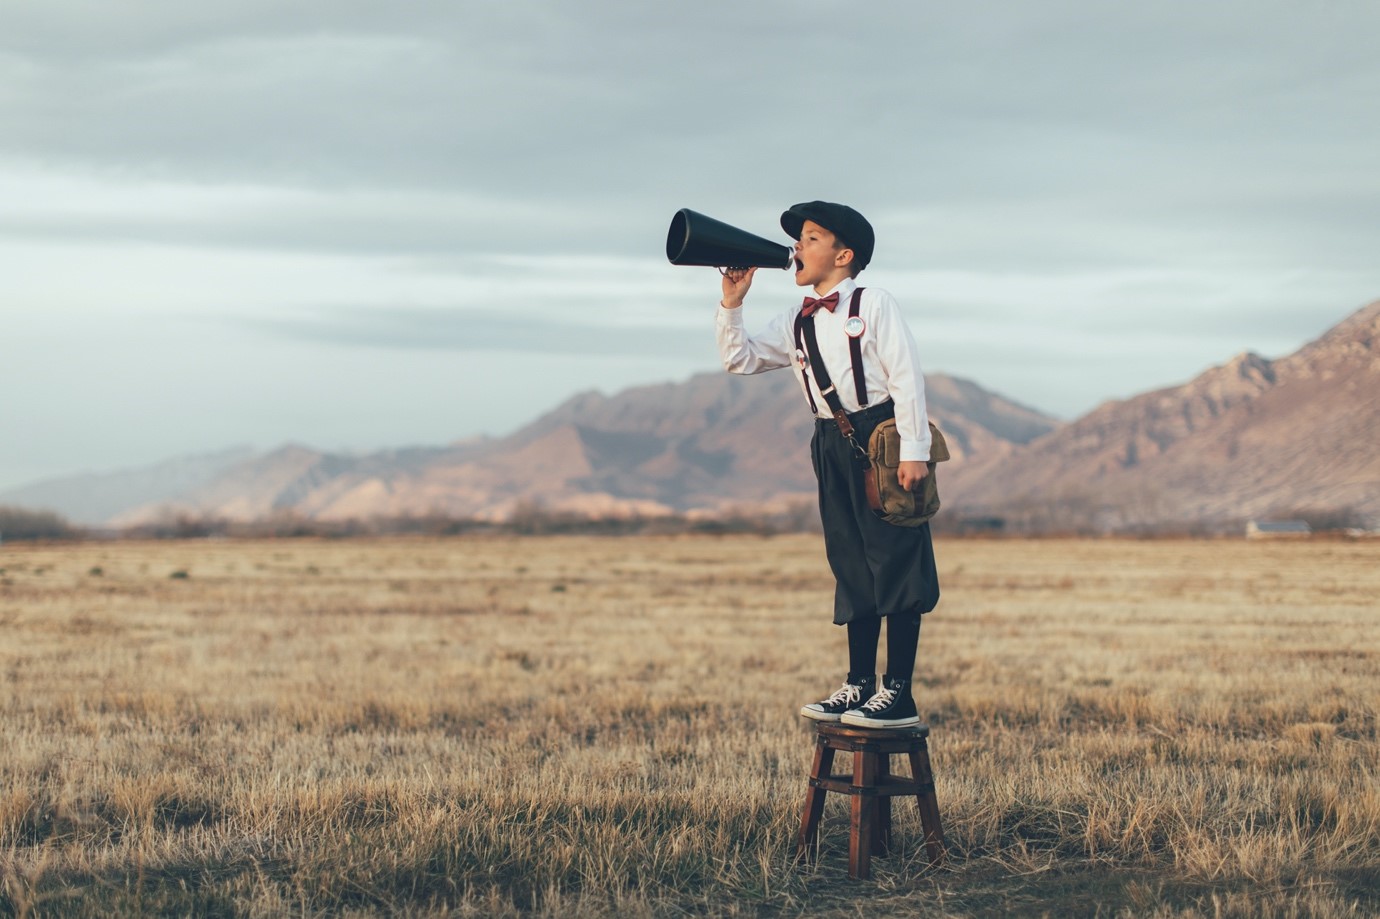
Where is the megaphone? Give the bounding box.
[665,209,793,270]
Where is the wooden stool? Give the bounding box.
[795,722,945,879]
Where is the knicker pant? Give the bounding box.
[811,401,940,626]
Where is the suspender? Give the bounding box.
[846,289,867,407]
[792,287,875,465]
[797,311,836,414]
[793,313,819,415]
[793,287,868,416]
[793,287,890,516]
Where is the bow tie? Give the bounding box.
[800,291,840,317]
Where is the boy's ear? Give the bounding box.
[834,247,855,269]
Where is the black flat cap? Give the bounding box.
[780,201,875,270]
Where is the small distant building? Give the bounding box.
[1246,519,1312,539]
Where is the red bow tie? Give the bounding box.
[800,291,840,317]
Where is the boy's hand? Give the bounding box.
[720,267,756,308]
[898,461,928,491]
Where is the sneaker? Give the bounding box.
[839,675,920,728]
[800,675,876,722]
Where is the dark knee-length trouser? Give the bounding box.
[811,401,940,626]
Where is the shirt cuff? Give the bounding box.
[899,440,930,463]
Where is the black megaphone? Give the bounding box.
[665,209,793,270]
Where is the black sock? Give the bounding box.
[847,617,881,682]
[885,612,922,682]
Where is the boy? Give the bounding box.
[715,201,939,729]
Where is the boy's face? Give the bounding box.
[793,219,853,289]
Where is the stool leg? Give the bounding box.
[908,744,946,866]
[874,753,892,857]
[850,750,878,880]
[795,741,835,863]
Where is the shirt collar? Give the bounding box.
[816,277,858,302]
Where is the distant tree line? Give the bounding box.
[1278,506,1370,532]
[2,500,1370,543]
[0,506,81,541]
[113,500,827,540]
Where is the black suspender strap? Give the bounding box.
[797,313,871,466]
[848,288,868,407]
[799,315,840,417]
[793,287,870,416]
[792,313,818,416]
[794,288,888,516]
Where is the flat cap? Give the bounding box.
[780,201,875,270]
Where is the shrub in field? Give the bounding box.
[0,505,78,541]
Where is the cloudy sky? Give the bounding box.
[3,1,1378,491]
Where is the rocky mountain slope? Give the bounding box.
[4,371,1056,526]
[954,300,1380,530]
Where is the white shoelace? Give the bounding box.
[825,683,863,705]
[859,686,896,712]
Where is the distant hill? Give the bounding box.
[8,298,1375,533]
[953,300,1380,531]
[0,447,255,526]
[1,372,1058,527]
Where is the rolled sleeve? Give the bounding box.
[869,290,931,462]
[899,435,932,464]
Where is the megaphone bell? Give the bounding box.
[665,209,793,270]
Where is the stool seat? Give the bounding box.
[795,721,945,879]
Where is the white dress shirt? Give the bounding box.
[716,277,932,462]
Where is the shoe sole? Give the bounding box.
[799,706,846,722]
[839,713,921,728]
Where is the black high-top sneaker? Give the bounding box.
[840,674,920,728]
[800,675,876,722]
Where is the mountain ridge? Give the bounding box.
[6,299,1376,532]
[4,370,1059,526]
[953,299,1380,529]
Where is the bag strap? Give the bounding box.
[797,313,871,470]
[796,314,843,419]
[795,293,886,516]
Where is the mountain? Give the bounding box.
[954,300,1380,530]
[5,371,1058,527]
[13,298,1375,533]
[0,447,255,526]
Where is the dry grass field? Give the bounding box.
[1,534,1377,918]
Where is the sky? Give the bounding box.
[3,1,1379,491]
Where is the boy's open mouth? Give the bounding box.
[794,257,804,271]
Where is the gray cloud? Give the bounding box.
[244,305,713,360]
[3,1,1378,275]
[3,1,1380,489]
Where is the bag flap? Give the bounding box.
[870,418,951,465]
[928,422,951,463]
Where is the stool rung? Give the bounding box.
[818,737,926,755]
[810,775,935,797]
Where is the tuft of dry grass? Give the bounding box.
[1,535,1377,917]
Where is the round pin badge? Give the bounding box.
[795,348,809,369]
[843,316,866,339]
